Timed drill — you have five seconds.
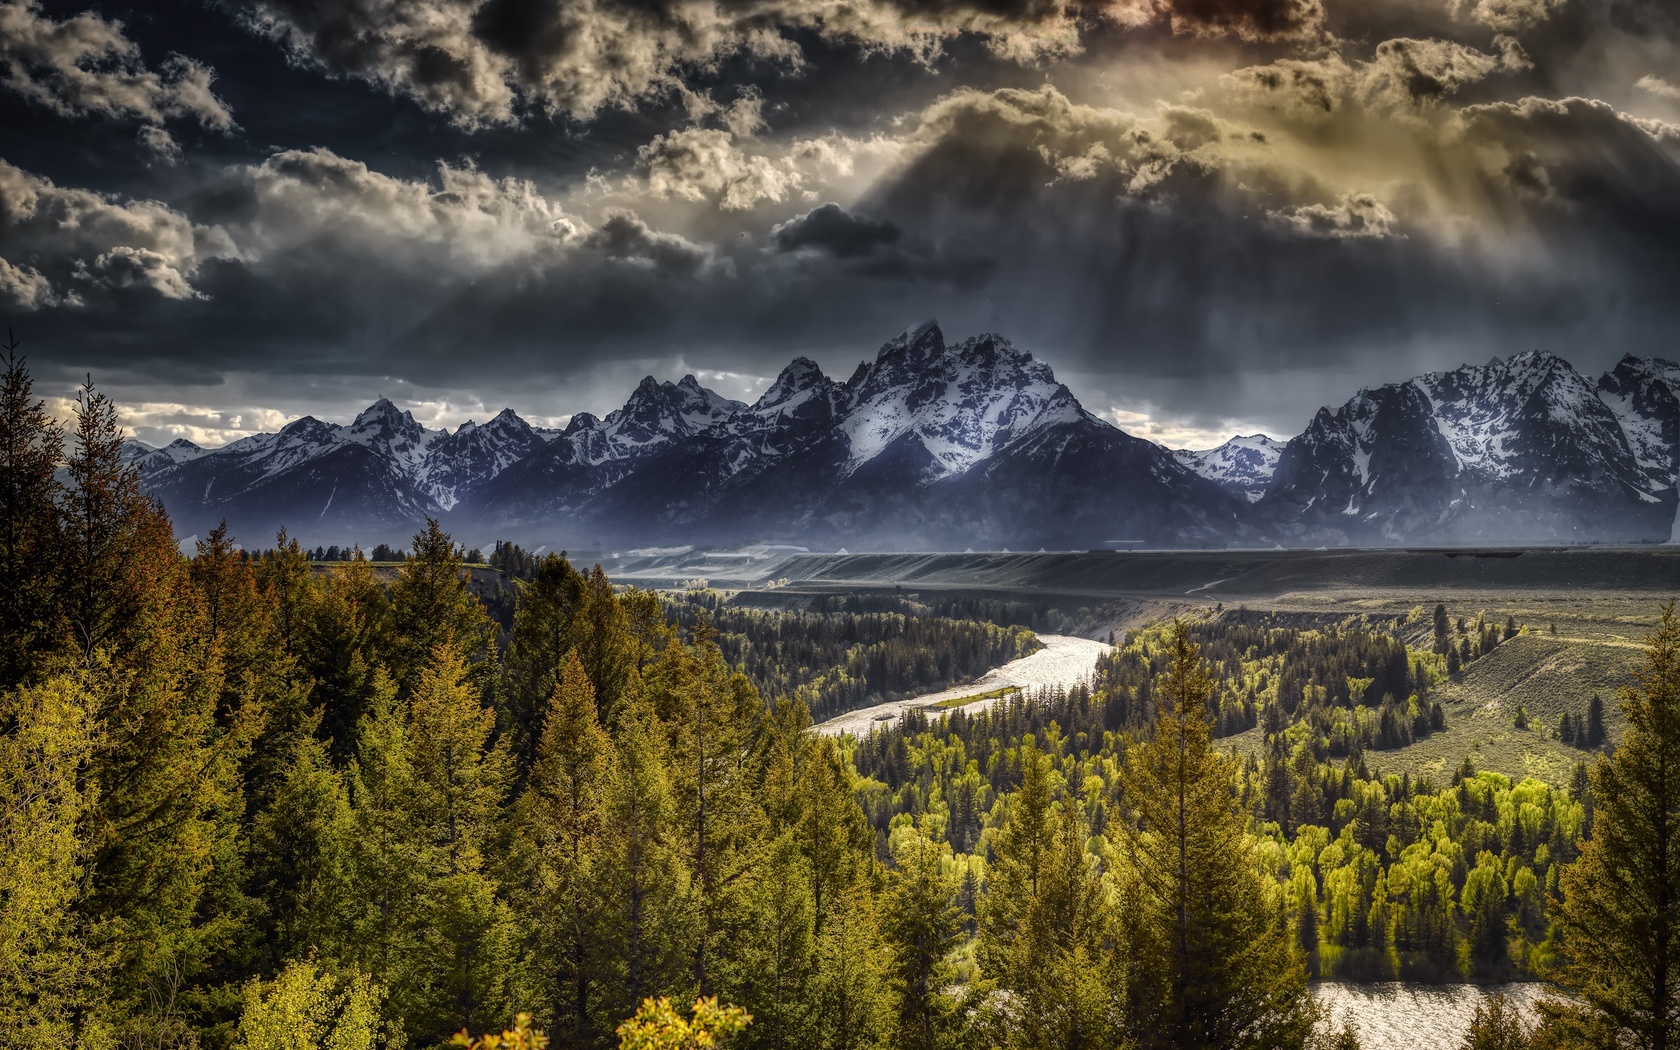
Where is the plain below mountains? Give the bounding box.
[127,323,1680,550]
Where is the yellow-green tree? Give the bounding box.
[1117,621,1313,1050]
[1550,601,1680,1050]
[0,676,111,1049]
[616,997,749,1050]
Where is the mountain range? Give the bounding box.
[126,323,1680,551]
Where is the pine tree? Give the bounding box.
[0,675,111,1047]
[978,743,1056,986]
[597,693,691,1022]
[60,376,177,662]
[245,730,357,975]
[504,553,586,772]
[880,824,962,1050]
[811,885,890,1050]
[300,552,387,764]
[573,566,635,723]
[1461,993,1530,1050]
[1551,602,1680,1050]
[1116,621,1313,1050]
[645,636,765,998]
[513,651,612,1043]
[405,643,517,1041]
[998,786,1126,1050]
[382,520,493,695]
[1463,853,1509,978]
[0,340,65,689]
[257,529,315,659]
[1586,694,1606,748]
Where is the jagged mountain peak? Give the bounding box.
[750,357,839,421]
[1174,434,1284,504]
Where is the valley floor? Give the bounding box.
[813,633,1112,736]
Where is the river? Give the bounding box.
[1312,982,1549,1049]
[813,634,1112,737]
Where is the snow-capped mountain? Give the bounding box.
[126,330,1680,550]
[461,322,1243,549]
[1174,436,1284,503]
[1259,351,1674,544]
[129,399,559,542]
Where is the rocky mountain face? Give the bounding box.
[1256,351,1676,544]
[126,329,1680,550]
[1173,436,1283,504]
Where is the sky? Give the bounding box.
[2,0,1677,451]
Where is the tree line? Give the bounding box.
[664,592,1041,723]
[5,350,1680,1050]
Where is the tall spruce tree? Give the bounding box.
[0,342,64,688]
[880,823,962,1050]
[382,520,493,695]
[513,651,612,1044]
[0,675,111,1048]
[1550,602,1680,1050]
[503,553,586,771]
[596,691,691,1022]
[1116,621,1313,1050]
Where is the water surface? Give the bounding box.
[1312,982,1549,1050]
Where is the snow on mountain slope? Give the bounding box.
[1261,350,1666,543]
[126,327,1680,549]
[1173,435,1283,503]
[835,323,1091,481]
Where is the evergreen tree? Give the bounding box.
[810,884,890,1050]
[1460,993,1530,1050]
[382,520,493,695]
[596,692,691,1022]
[573,566,635,723]
[60,377,177,662]
[1116,621,1313,1050]
[245,731,356,975]
[978,743,1056,986]
[1586,694,1606,749]
[645,636,765,998]
[404,643,517,1042]
[300,552,386,763]
[880,825,962,1050]
[1551,602,1680,1050]
[503,554,586,771]
[0,341,65,689]
[0,675,111,1048]
[513,651,612,1043]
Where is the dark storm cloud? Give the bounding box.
[2,0,1680,447]
[0,0,234,156]
[772,203,901,257]
[221,0,1089,127]
[1112,0,1325,42]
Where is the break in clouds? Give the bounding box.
[0,0,1678,448]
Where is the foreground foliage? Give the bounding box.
[1,353,1677,1050]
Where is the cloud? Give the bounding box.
[227,148,587,269]
[1638,75,1680,100]
[1107,0,1326,42]
[0,1,234,134]
[225,0,1086,127]
[584,210,717,277]
[1268,193,1400,238]
[639,128,807,211]
[0,256,70,310]
[0,161,221,308]
[1452,0,1565,34]
[773,203,901,257]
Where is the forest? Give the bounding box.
[3,353,1679,1050]
[663,591,1041,723]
